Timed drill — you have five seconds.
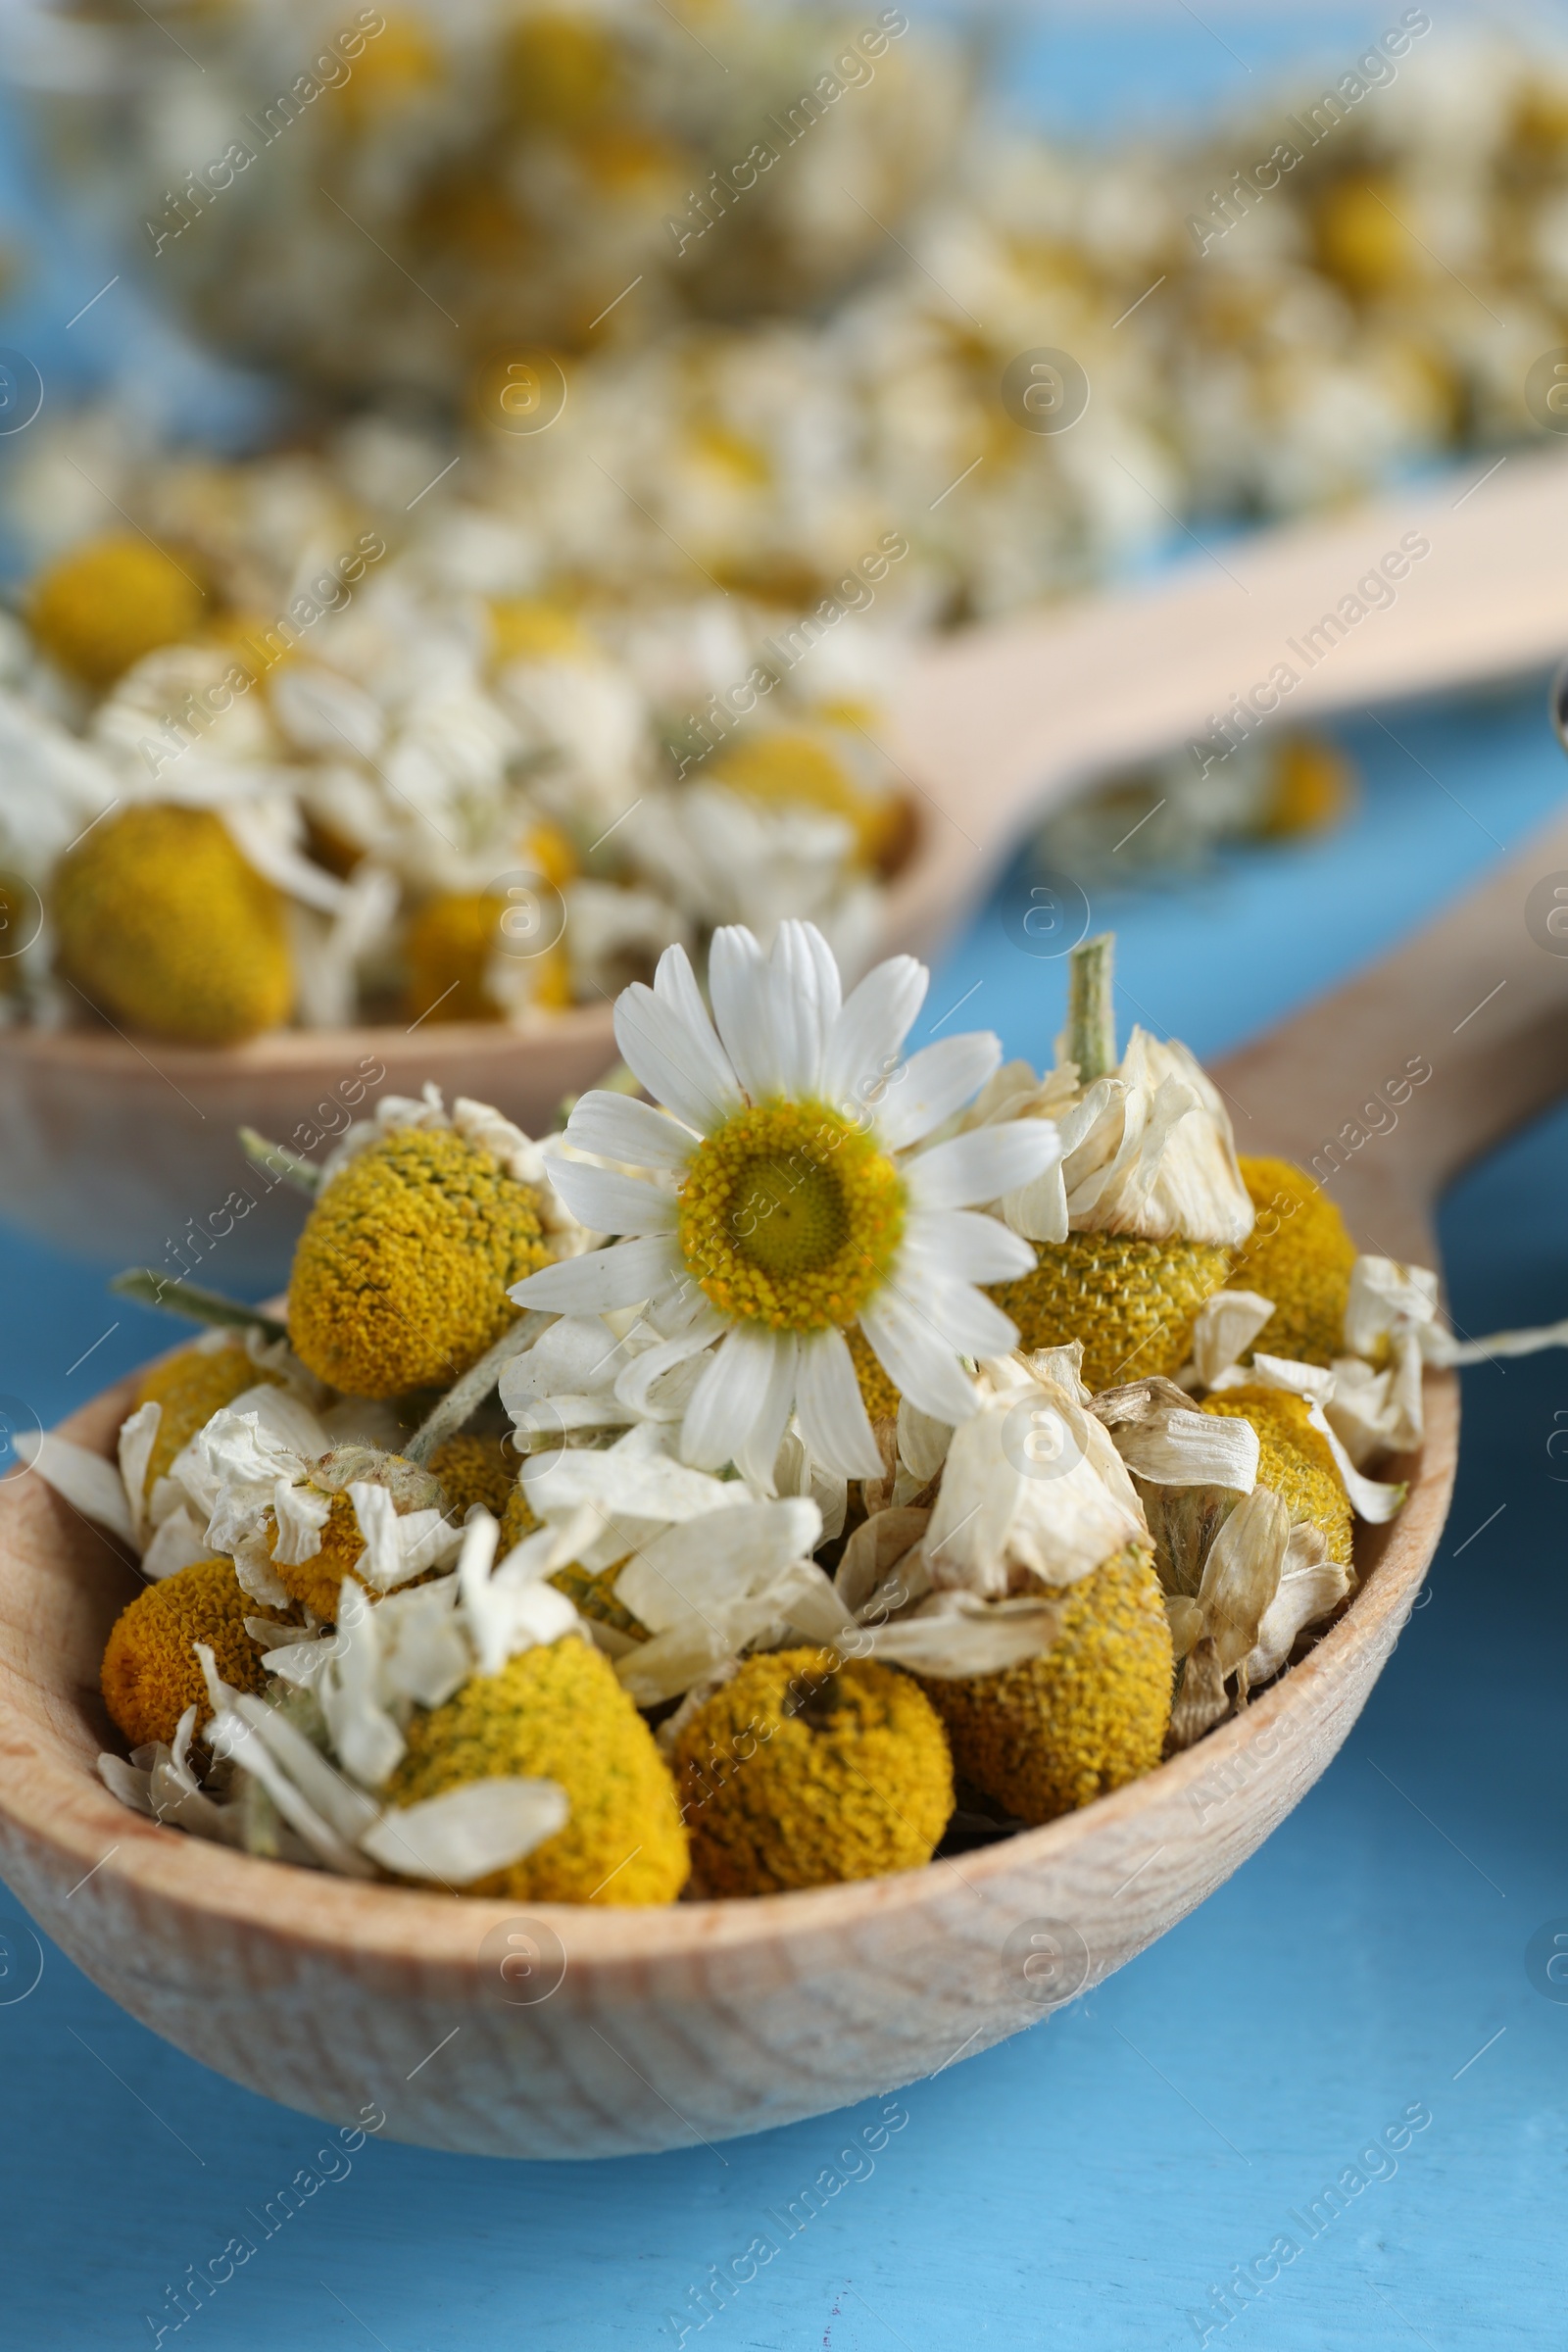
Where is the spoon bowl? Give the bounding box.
[3,799,1563,2154]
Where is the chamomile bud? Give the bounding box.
[386,1638,688,1903]
[922,1544,1173,1824]
[672,1649,954,1895]
[101,1556,293,1749]
[28,533,208,689]
[54,804,292,1044]
[288,1124,548,1396]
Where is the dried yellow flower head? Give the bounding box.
[708,732,906,870]
[1311,174,1411,299]
[500,1481,538,1553]
[1251,737,1354,841]
[101,1556,291,1749]
[1232,1157,1357,1367]
[135,1341,282,1495]
[54,804,292,1044]
[846,1324,901,1426]
[288,1125,548,1396]
[991,1235,1234,1395]
[922,1544,1173,1824]
[427,1433,517,1521]
[265,1446,446,1622]
[401,891,571,1024]
[672,1648,954,1896]
[487,598,595,667]
[387,1639,688,1904]
[28,533,208,688]
[1202,1388,1352,1568]
[506,11,620,128]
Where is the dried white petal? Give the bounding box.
[1188,1291,1275,1389]
[270,1475,331,1566]
[228,1693,381,1843]
[613,1497,820,1636]
[98,1752,154,1815]
[140,1503,212,1582]
[207,1705,375,1876]
[924,1375,1145,1597]
[361,1779,569,1885]
[117,1400,160,1548]
[1304,1399,1407,1522]
[859,1591,1065,1678]
[1242,1520,1352,1689]
[896,1398,953,1486]
[1194,1483,1291,1673]
[20,1431,135,1546]
[1112,1406,1259,1494]
[1344,1255,1440,1358]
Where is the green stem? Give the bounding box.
[111,1269,289,1344]
[1065,933,1117,1083]
[405,1312,555,1467]
[238,1127,320,1198]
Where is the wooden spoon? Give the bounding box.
[0,809,1563,2156]
[5,444,1568,1275]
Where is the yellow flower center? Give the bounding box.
[676,1101,905,1333]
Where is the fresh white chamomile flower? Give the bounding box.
[511,920,1060,1483]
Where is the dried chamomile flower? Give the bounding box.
[132,1339,284,1498]
[706,731,908,873]
[28,532,207,689]
[1230,1157,1358,1367]
[672,1648,953,1896]
[1202,1387,1352,1570]
[101,1556,292,1749]
[920,1543,1172,1825]
[512,1420,837,1704]
[53,804,293,1044]
[978,936,1250,1389]
[401,889,571,1026]
[288,1102,549,1396]
[264,1446,450,1623]
[385,1637,688,1904]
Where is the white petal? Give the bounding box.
[736,1329,800,1489]
[362,1780,568,1885]
[140,1504,212,1581]
[910,1274,1021,1364]
[795,1326,883,1479]
[545,1160,677,1237]
[564,1091,697,1171]
[614,951,741,1133]
[769,920,841,1097]
[681,1324,790,1472]
[21,1432,136,1546]
[511,1234,682,1312]
[1306,1400,1408,1522]
[819,955,927,1118]
[228,1693,380,1841]
[860,1292,981,1424]
[615,1497,821,1633]
[877,1032,1004,1152]
[207,1706,375,1876]
[904,1207,1036,1285]
[709,924,778,1101]
[612,1311,726,1418]
[117,1400,160,1547]
[906,1118,1060,1207]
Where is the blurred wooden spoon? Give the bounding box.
[4,442,1568,1276]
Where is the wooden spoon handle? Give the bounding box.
[1212,805,1568,1263]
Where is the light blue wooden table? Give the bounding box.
[2,12,1562,2347]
